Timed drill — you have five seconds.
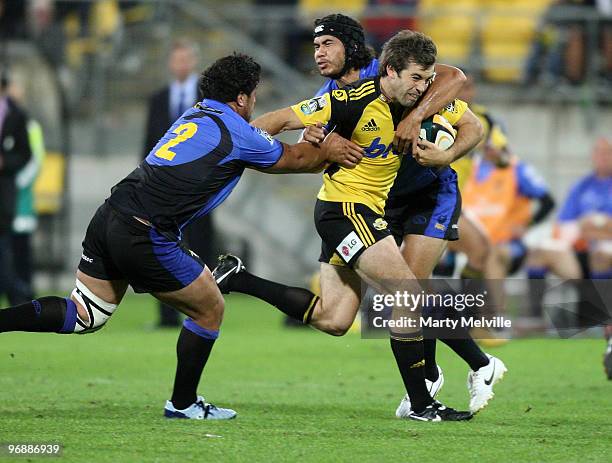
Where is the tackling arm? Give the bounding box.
[259,133,364,174]
[412,107,483,168]
[394,64,466,154]
[251,107,305,136]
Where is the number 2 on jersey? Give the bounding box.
[154,122,198,161]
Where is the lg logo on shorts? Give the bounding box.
[336,231,364,263]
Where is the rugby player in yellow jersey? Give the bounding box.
[299,15,504,415]
[215,30,481,421]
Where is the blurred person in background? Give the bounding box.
[462,126,555,329]
[26,0,66,70]
[525,0,612,85]
[438,72,494,283]
[525,137,612,378]
[142,38,217,328]
[0,69,32,304]
[5,77,45,304]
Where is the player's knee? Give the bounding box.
[210,294,225,322]
[324,319,352,336]
[191,293,225,327]
[69,279,118,334]
[527,248,547,267]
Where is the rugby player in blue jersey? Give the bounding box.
[0,54,363,420]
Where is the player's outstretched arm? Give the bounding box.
[395,64,466,155]
[262,133,363,173]
[413,107,483,167]
[252,107,305,136]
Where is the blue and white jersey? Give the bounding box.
[558,174,612,222]
[108,99,283,234]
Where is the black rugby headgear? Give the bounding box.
[313,14,366,79]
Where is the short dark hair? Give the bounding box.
[199,53,261,102]
[378,30,437,76]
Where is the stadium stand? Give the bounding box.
[480,0,554,82]
[417,0,478,64]
[417,0,553,82]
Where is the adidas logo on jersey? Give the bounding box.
[361,118,380,131]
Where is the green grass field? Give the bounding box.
[1,294,610,462]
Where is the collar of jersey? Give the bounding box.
[200,98,233,113]
[199,99,249,125]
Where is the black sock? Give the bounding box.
[526,272,547,318]
[227,270,318,323]
[441,337,489,371]
[423,338,439,382]
[390,334,433,413]
[171,320,218,410]
[0,296,76,333]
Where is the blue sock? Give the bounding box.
[171,319,219,409]
[527,267,548,279]
[589,270,612,280]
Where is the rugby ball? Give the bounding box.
[420,114,456,150]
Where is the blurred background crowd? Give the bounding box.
[0,0,610,333]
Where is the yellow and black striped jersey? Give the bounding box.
[291,77,467,215]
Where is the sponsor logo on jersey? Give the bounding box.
[361,118,380,132]
[300,96,327,115]
[332,89,348,102]
[444,101,456,113]
[81,253,93,263]
[254,127,274,145]
[363,137,396,159]
[336,231,364,263]
[372,218,388,230]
